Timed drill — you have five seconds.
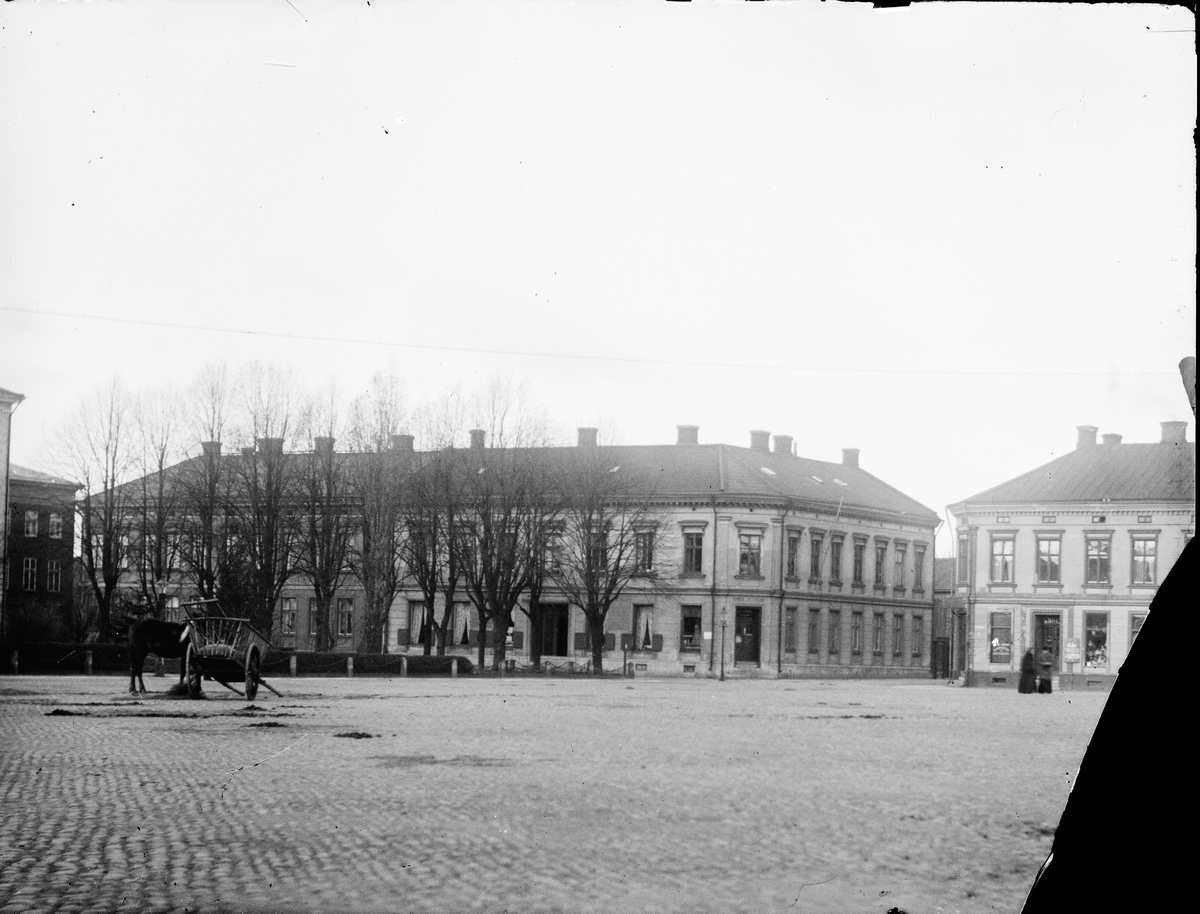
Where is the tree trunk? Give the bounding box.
[527,600,544,668]
[476,612,488,671]
[589,616,605,674]
[491,620,507,672]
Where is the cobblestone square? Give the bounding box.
[1,675,1105,914]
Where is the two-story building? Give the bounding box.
[4,465,78,640]
[947,422,1194,689]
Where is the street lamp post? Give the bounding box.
[719,607,727,682]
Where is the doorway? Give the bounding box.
[1033,613,1062,674]
[540,604,569,658]
[734,607,761,666]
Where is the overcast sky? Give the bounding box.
[1,1,1195,550]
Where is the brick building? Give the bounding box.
[947,422,1194,689]
[4,465,78,640]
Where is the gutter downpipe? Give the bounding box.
[777,499,789,675]
[709,493,718,674]
[0,397,23,640]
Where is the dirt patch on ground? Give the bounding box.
[372,754,512,768]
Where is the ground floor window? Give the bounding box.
[1129,612,1147,646]
[409,600,427,644]
[47,560,62,593]
[851,611,863,655]
[784,606,798,653]
[338,598,354,636]
[22,558,36,591]
[308,598,319,636]
[872,613,884,654]
[632,604,654,650]
[989,611,1012,663]
[892,614,903,657]
[1084,612,1108,669]
[912,616,923,657]
[828,610,841,655]
[680,605,703,652]
[454,603,472,646]
[807,609,820,655]
[281,597,297,635]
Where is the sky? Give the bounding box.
[1,1,1195,553]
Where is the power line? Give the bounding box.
[2,305,1176,378]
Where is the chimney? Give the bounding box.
[201,441,222,460]
[1076,426,1098,450]
[240,446,255,458]
[842,448,860,469]
[773,434,793,455]
[389,434,415,452]
[469,429,486,450]
[577,427,598,447]
[676,425,699,445]
[1101,433,1122,447]
[749,430,771,452]
[314,436,335,457]
[1161,421,1188,445]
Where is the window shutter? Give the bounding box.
[651,634,663,652]
[604,633,616,652]
[468,629,478,647]
[573,632,589,652]
[620,633,633,651]
[510,631,524,650]
[396,631,410,647]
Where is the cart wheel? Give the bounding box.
[244,647,260,701]
[185,644,202,699]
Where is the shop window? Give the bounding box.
[1131,537,1157,585]
[1129,612,1147,646]
[851,611,863,655]
[784,606,798,653]
[990,536,1014,584]
[828,610,841,655]
[989,611,1012,663]
[807,609,819,654]
[680,605,703,652]
[1084,612,1108,670]
[1037,536,1061,584]
[1086,537,1111,584]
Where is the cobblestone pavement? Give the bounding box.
[0,674,1105,914]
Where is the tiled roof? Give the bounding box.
[9,464,78,488]
[955,441,1195,507]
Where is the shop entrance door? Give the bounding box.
[734,607,760,666]
[540,604,569,657]
[1034,614,1062,673]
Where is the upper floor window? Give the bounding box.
[913,546,926,590]
[809,535,823,581]
[853,541,866,585]
[738,533,762,577]
[786,532,800,578]
[957,536,969,585]
[1086,536,1111,584]
[683,532,704,575]
[893,544,907,589]
[47,560,62,593]
[830,538,844,583]
[874,543,887,586]
[634,530,655,573]
[24,511,38,537]
[990,536,1014,584]
[48,513,63,539]
[1131,537,1157,585]
[1036,536,1061,584]
[22,558,36,591]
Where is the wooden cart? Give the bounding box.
[181,604,278,700]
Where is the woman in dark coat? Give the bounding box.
[1018,649,1037,693]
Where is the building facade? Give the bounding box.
[947,422,1194,689]
[4,465,78,640]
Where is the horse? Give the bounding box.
[129,618,190,694]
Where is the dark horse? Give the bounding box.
[129,618,190,694]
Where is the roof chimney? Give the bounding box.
[314,436,335,456]
[389,434,414,452]
[1076,426,1098,450]
[255,437,285,456]
[842,448,860,469]
[201,441,222,460]
[1101,433,1122,447]
[1161,421,1188,445]
[469,429,486,450]
[772,434,793,455]
[676,425,699,445]
[577,427,598,447]
[240,446,255,458]
[749,430,770,452]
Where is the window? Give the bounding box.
[989,611,1012,663]
[1084,612,1108,669]
[22,558,36,591]
[587,528,608,571]
[851,611,863,654]
[784,607,798,653]
[893,544,907,589]
[281,597,297,635]
[990,536,1014,584]
[49,513,63,539]
[1086,537,1111,584]
[872,613,884,654]
[309,598,320,636]
[786,533,800,578]
[47,560,61,593]
[892,614,903,657]
[912,616,923,657]
[913,546,925,591]
[874,543,887,586]
[24,511,38,537]
[830,538,844,582]
[828,610,841,655]
[453,603,472,646]
[680,606,703,652]
[337,598,354,636]
[957,536,969,585]
[634,530,655,573]
[809,535,823,581]
[632,604,654,650]
[683,532,704,575]
[853,541,866,585]
[807,609,820,654]
[1037,536,1061,584]
[409,600,427,644]
[739,533,762,576]
[1130,612,1147,646]
[1132,537,1157,585]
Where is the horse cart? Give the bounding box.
[181,603,281,700]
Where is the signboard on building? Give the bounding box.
[1064,639,1081,664]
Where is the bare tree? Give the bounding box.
[546,448,659,674]
[56,380,134,642]
[128,385,184,616]
[347,371,411,653]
